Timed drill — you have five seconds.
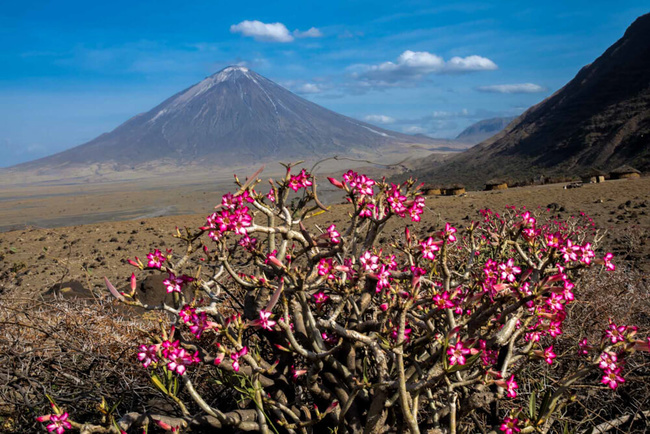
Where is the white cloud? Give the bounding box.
[293,27,323,38]
[364,114,396,124]
[476,83,546,94]
[431,109,469,119]
[297,83,323,94]
[445,55,498,72]
[352,50,497,84]
[230,20,294,43]
[403,126,427,134]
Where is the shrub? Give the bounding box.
[34,165,649,433]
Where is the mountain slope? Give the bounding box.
[15,66,442,170]
[455,117,516,144]
[417,13,650,188]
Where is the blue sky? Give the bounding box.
[0,1,648,167]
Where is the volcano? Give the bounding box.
[416,13,650,187]
[15,66,441,170]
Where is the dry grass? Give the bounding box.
[0,296,161,432]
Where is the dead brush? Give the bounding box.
[0,296,160,433]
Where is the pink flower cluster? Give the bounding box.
[599,351,625,389]
[203,191,254,240]
[161,340,200,375]
[387,184,425,221]
[162,272,194,293]
[342,170,375,196]
[288,169,313,192]
[179,305,218,339]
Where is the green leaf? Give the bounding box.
[537,388,554,425]
[528,390,537,420]
[150,373,169,394]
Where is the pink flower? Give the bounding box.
[375,265,392,292]
[146,249,166,269]
[500,416,521,434]
[605,321,627,344]
[409,196,425,222]
[161,340,199,375]
[37,412,72,434]
[521,211,536,227]
[579,243,595,264]
[447,341,471,366]
[603,252,616,271]
[231,347,248,372]
[420,237,440,261]
[546,293,565,312]
[541,345,556,365]
[496,374,519,398]
[162,272,192,293]
[317,258,335,279]
[601,367,625,389]
[344,171,375,196]
[561,239,580,262]
[188,312,214,339]
[257,310,276,331]
[499,258,521,283]
[238,234,258,252]
[546,232,564,248]
[287,169,312,191]
[326,225,341,244]
[137,344,159,368]
[360,251,380,272]
[599,352,619,371]
[387,185,407,216]
[432,292,454,309]
[443,223,457,243]
[505,375,518,398]
[313,292,329,304]
[165,346,200,376]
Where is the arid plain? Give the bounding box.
[1,172,648,300]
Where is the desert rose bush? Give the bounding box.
[37,164,649,433]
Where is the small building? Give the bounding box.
[484,179,508,191]
[610,165,641,180]
[580,169,606,184]
[442,185,466,196]
[422,184,442,196]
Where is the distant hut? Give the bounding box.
[484,179,508,191]
[610,165,641,180]
[442,184,466,196]
[422,183,442,196]
[580,169,606,184]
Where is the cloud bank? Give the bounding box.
[363,114,396,124]
[293,27,323,38]
[476,83,546,94]
[230,20,322,42]
[351,50,497,84]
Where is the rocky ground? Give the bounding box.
[0,176,648,301]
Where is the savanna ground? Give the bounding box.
[0,171,649,432]
[1,175,648,298]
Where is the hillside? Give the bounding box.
[455,116,516,144]
[416,13,650,188]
